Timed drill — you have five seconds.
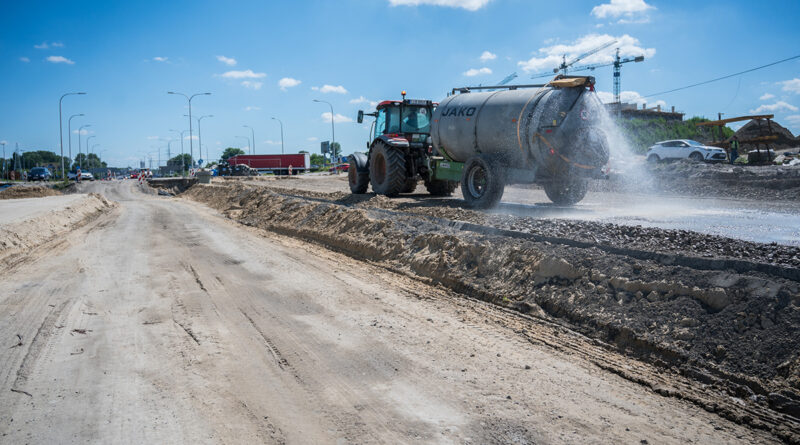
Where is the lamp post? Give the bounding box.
[86,135,96,168]
[243,125,255,154]
[187,114,213,166]
[77,124,91,169]
[1,141,5,180]
[59,92,86,179]
[168,91,211,170]
[235,136,250,154]
[313,99,336,171]
[271,117,284,155]
[67,113,84,171]
[169,129,188,175]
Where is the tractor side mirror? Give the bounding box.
[357,110,364,124]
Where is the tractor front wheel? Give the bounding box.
[369,142,407,196]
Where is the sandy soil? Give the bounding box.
[0,184,63,200]
[0,181,783,443]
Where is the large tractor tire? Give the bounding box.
[461,155,505,209]
[403,178,418,194]
[348,153,369,194]
[425,179,457,196]
[369,142,407,196]
[543,178,588,206]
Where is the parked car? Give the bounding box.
[68,171,95,181]
[646,139,728,163]
[28,167,52,181]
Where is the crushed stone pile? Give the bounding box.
[183,182,800,438]
[0,185,63,200]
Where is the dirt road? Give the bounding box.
[0,181,780,443]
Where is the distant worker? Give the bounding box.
[730,136,740,164]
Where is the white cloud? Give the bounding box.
[759,93,775,101]
[19,57,30,63]
[307,137,318,142]
[464,67,492,76]
[312,84,348,94]
[219,69,266,79]
[349,96,378,107]
[146,136,161,140]
[518,33,654,73]
[785,115,800,128]
[153,56,168,62]
[46,55,75,65]
[591,0,655,23]
[596,90,666,108]
[750,101,799,114]
[322,112,353,123]
[480,51,497,62]
[279,77,302,90]
[184,135,199,141]
[34,42,49,49]
[241,81,263,90]
[73,129,91,135]
[262,140,282,145]
[244,106,261,111]
[388,0,490,10]
[216,55,237,66]
[779,78,800,94]
[51,42,64,48]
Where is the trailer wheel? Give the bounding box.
[425,179,457,196]
[543,179,588,206]
[369,141,407,196]
[348,154,369,194]
[461,155,504,209]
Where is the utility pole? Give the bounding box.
[77,124,91,169]
[169,129,188,175]
[68,113,84,171]
[1,141,5,180]
[313,99,336,172]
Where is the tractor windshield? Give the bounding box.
[401,106,431,134]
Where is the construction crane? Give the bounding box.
[486,72,518,91]
[530,39,617,79]
[570,48,645,103]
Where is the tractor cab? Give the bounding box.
[358,91,435,147]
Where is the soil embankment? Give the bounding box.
[0,185,63,200]
[183,181,800,441]
[0,193,116,262]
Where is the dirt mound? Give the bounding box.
[736,119,798,151]
[0,185,63,200]
[0,193,115,261]
[182,182,800,440]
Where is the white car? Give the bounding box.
[67,172,95,181]
[646,139,728,163]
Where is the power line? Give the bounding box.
[643,53,800,98]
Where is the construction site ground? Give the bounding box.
[0,178,798,443]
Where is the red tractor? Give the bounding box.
[349,91,458,197]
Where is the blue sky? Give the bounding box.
[2,0,799,168]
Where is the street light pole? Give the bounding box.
[313,99,336,170]
[188,115,213,166]
[168,91,211,169]
[86,135,96,168]
[77,124,91,169]
[243,125,255,154]
[67,113,84,171]
[59,92,86,179]
[1,142,5,180]
[271,117,284,155]
[169,129,188,175]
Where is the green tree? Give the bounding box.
[309,153,325,166]
[168,153,193,168]
[221,147,245,161]
[330,142,342,159]
[73,153,106,170]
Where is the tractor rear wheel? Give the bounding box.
[461,155,505,209]
[543,178,588,206]
[369,142,407,196]
[425,179,457,196]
